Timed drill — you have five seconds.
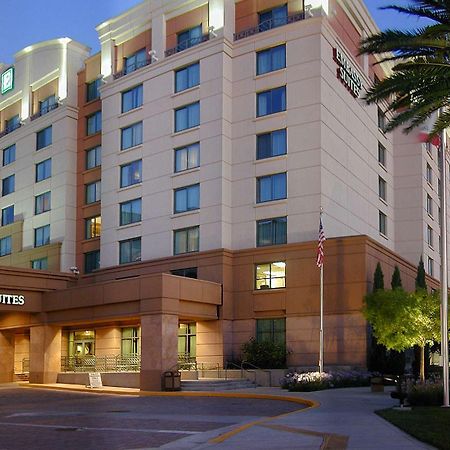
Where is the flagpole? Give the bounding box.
[318,207,324,373]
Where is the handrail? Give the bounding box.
[0,122,21,139]
[30,102,60,121]
[113,58,152,80]
[164,33,210,57]
[241,360,272,386]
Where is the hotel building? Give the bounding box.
[0,0,444,390]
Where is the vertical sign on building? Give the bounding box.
[1,67,14,95]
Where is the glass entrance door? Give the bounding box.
[69,330,95,357]
[178,323,196,368]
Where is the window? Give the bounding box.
[257,129,287,159]
[120,160,142,188]
[36,126,52,150]
[85,250,100,273]
[1,205,14,226]
[378,107,386,132]
[258,4,288,31]
[35,191,51,215]
[86,78,101,102]
[427,225,433,248]
[379,211,387,236]
[0,236,11,256]
[426,142,433,157]
[174,184,200,213]
[39,95,56,115]
[428,257,434,276]
[87,111,102,135]
[86,181,101,204]
[175,102,200,132]
[5,115,20,133]
[257,45,286,75]
[36,159,51,182]
[256,173,287,203]
[34,225,50,247]
[121,327,140,355]
[427,194,433,216]
[122,85,143,113]
[119,237,141,264]
[426,164,432,184]
[124,49,147,75]
[256,318,286,345]
[174,143,200,172]
[85,216,101,239]
[174,226,199,255]
[2,175,14,196]
[378,142,386,167]
[255,261,286,289]
[86,146,101,169]
[120,198,142,226]
[121,122,143,150]
[379,176,387,201]
[257,86,286,117]
[438,179,442,198]
[175,62,200,92]
[171,267,198,279]
[177,25,202,51]
[3,144,15,166]
[31,257,48,270]
[257,217,287,247]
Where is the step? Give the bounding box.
[181,379,256,391]
[14,373,29,382]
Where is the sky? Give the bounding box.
[0,0,431,64]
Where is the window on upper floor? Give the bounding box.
[86,146,101,170]
[174,184,200,214]
[438,178,442,198]
[177,25,203,52]
[39,95,56,115]
[428,257,434,276]
[378,142,386,167]
[427,225,433,248]
[119,237,141,264]
[174,226,199,255]
[120,160,142,188]
[85,250,100,273]
[2,144,15,166]
[257,217,287,247]
[379,211,387,236]
[36,126,52,150]
[124,49,147,75]
[378,107,386,132]
[2,174,14,196]
[35,191,51,215]
[256,173,287,203]
[256,318,286,345]
[170,267,198,279]
[379,176,387,202]
[258,4,288,31]
[31,257,48,270]
[0,236,11,257]
[175,62,200,93]
[1,205,14,226]
[121,122,143,150]
[36,159,51,182]
[120,198,142,226]
[255,261,286,289]
[175,102,200,132]
[86,78,101,102]
[427,194,433,216]
[85,216,102,239]
[5,115,20,133]
[87,111,102,136]
[86,180,101,204]
[257,129,287,160]
[257,86,286,117]
[174,142,200,172]
[426,164,433,185]
[257,44,286,75]
[122,85,143,113]
[34,224,50,247]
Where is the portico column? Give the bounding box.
[29,325,62,384]
[140,314,178,391]
[0,331,14,383]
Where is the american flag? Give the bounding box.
[316,215,325,268]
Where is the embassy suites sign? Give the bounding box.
[0,293,25,305]
[333,48,362,98]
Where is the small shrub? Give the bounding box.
[407,382,444,406]
[241,338,288,369]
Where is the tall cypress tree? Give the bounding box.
[415,256,427,291]
[391,266,402,290]
[373,262,384,292]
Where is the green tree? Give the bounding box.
[416,256,428,291]
[373,262,385,292]
[391,266,403,290]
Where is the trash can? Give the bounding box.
[370,376,384,392]
[162,370,181,391]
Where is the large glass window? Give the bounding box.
[174,226,199,255]
[85,250,100,273]
[122,85,143,113]
[39,95,56,115]
[124,49,147,74]
[121,122,143,150]
[257,217,287,247]
[256,318,286,345]
[171,267,198,279]
[87,111,102,136]
[255,261,286,289]
[178,323,196,364]
[36,126,52,150]
[36,159,51,182]
[257,44,286,75]
[121,327,141,355]
[69,330,95,357]
[258,4,288,31]
[175,102,200,132]
[177,25,203,51]
[257,86,286,117]
[2,175,14,196]
[34,224,50,247]
[85,216,101,239]
[1,205,14,226]
[120,198,142,226]
[256,173,287,203]
[257,129,287,159]
[174,184,200,213]
[175,62,200,93]
[174,143,200,172]
[3,144,15,166]
[5,115,20,133]
[31,257,48,270]
[86,78,101,102]
[35,191,51,215]
[86,180,101,204]
[379,211,387,236]
[86,146,101,169]
[119,237,141,264]
[0,236,11,256]
[120,160,142,188]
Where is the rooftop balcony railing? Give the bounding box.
[113,58,152,80]
[165,33,210,58]
[30,101,59,122]
[234,11,306,41]
[0,121,21,139]
[61,354,141,373]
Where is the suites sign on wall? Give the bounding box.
[0,294,25,305]
[333,48,362,98]
[1,67,14,95]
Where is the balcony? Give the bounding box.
[113,58,152,80]
[0,121,21,139]
[60,354,141,372]
[30,101,59,122]
[165,33,210,58]
[234,11,306,41]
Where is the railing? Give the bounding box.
[234,11,305,41]
[30,102,59,121]
[0,122,21,139]
[113,58,152,80]
[60,355,141,373]
[177,353,197,371]
[165,34,210,58]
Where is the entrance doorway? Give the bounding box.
[69,330,95,357]
[178,323,196,368]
